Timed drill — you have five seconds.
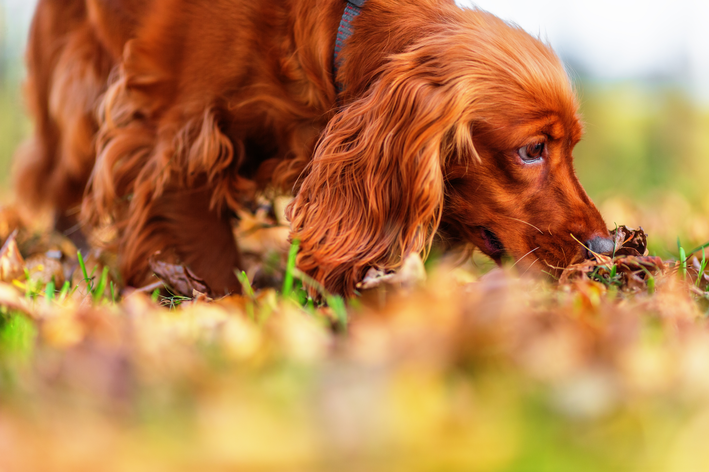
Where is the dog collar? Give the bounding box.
[334,0,366,92]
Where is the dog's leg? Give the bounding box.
[120,187,243,296]
[14,0,113,238]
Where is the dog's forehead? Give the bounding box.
[500,78,582,139]
[473,110,583,150]
[530,113,583,141]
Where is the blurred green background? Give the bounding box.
[0,0,707,254]
[0,0,31,200]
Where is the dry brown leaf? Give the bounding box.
[615,256,666,274]
[559,259,598,285]
[25,254,65,287]
[358,268,396,290]
[18,231,78,261]
[357,253,426,291]
[560,226,668,292]
[0,282,32,316]
[0,230,25,283]
[149,250,209,297]
[235,209,290,256]
[611,225,649,257]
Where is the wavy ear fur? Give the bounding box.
[288,52,476,296]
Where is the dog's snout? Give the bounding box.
[585,236,615,258]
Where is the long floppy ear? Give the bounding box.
[288,59,475,296]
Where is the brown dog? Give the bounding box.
[14,0,612,296]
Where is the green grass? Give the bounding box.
[58,280,71,303]
[159,291,192,310]
[237,270,256,319]
[0,80,30,197]
[282,239,300,299]
[77,250,112,304]
[285,244,344,324]
[679,245,687,280]
[0,226,707,470]
[0,308,35,360]
[687,241,709,260]
[697,248,708,289]
[677,238,709,287]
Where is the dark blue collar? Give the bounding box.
[333,0,366,93]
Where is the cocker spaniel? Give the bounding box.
[14,0,613,295]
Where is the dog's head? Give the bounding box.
[290,9,611,294]
[439,15,612,272]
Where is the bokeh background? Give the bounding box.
[1,0,708,256]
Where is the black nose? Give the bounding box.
[585,236,615,258]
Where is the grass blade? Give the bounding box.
[640,266,656,295]
[678,245,687,280]
[290,268,349,329]
[58,281,71,303]
[686,240,709,260]
[77,250,89,282]
[77,250,93,293]
[282,239,300,298]
[237,271,255,298]
[93,266,110,303]
[697,247,708,288]
[326,295,348,332]
[0,314,36,361]
[45,280,55,303]
[237,271,256,320]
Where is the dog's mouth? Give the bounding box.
[480,227,506,263]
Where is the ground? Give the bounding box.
[0,201,708,472]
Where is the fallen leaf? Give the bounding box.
[358,268,396,290]
[615,256,666,274]
[611,225,649,257]
[235,209,290,256]
[357,253,426,291]
[559,259,598,285]
[149,250,209,297]
[560,227,665,292]
[25,254,65,287]
[0,230,25,283]
[0,282,32,316]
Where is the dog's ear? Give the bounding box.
[288,58,476,296]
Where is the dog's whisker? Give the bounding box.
[559,246,568,267]
[541,259,569,272]
[522,257,540,276]
[503,216,544,234]
[512,246,540,268]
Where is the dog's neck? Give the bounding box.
[333,0,367,93]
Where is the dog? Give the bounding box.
[13,0,613,296]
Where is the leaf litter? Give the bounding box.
[560,225,672,293]
[0,204,709,471]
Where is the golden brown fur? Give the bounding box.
[14,0,610,295]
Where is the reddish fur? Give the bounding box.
[14,0,609,296]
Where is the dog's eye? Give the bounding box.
[518,143,545,163]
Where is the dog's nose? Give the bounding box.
[585,236,615,258]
